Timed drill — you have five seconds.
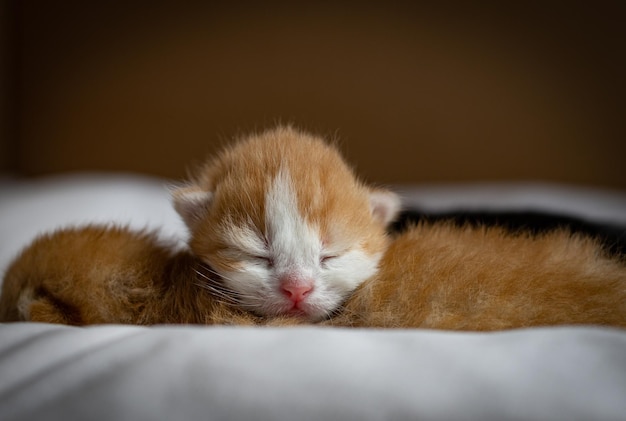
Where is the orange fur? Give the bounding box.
[0,226,262,325]
[171,126,399,320]
[1,127,624,329]
[181,125,391,273]
[1,126,402,324]
[1,223,625,330]
[326,223,626,330]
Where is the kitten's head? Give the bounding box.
[172,126,400,321]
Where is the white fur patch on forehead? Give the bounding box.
[265,169,321,274]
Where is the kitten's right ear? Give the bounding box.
[170,185,213,229]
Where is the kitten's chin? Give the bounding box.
[262,298,333,322]
[284,308,309,318]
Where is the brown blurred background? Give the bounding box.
[1,1,625,188]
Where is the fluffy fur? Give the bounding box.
[171,126,399,321]
[2,126,625,329]
[0,226,295,326]
[326,223,626,330]
[1,223,625,330]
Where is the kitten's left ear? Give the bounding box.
[170,185,213,229]
[369,189,401,226]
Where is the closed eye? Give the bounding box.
[320,255,339,266]
[251,255,274,267]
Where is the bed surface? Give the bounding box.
[1,173,626,421]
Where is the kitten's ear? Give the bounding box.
[170,185,213,229]
[369,189,401,226]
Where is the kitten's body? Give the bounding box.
[327,223,626,330]
[0,226,260,326]
[1,126,624,329]
[0,126,399,323]
[2,222,625,330]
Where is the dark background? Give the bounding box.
[1,1,624,189]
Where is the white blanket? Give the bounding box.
[1,174,626,421]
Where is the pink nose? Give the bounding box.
[281,283,313,303]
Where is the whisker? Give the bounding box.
[193,268,225,285]
[193,269,261,300]
[194,282,243,304]
[192,269,262,308]
[192,262,270,314]
[192,270,245,300]
[195,283,252,302]
[196,262,240,284]
[193,278,239,299]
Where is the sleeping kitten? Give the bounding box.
[170,126,399,321]
[0,126,400,323]
[1,221,625,329]
[2,125,625,329]
[325,222,626,330]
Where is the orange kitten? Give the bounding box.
[0,127,399,324]
[171,126,399,321]
[1,222,625,330]
[0,226,263,325]
[2,126,624,329]
[325,223,626,330]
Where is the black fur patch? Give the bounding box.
[390,209,626,258]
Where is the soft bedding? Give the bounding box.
[1,173,626,421]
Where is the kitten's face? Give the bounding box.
[173,127,399,321]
